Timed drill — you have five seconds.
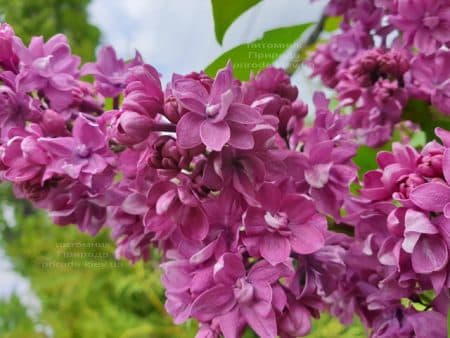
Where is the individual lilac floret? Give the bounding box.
[191,254,293,338]
[0,23,19,72]
[173,62,262,151]
[0,81,42,141]
[410,51,450,115]
[81,46,142,98]
[122,64,164,117]
[390,0,450,55]
[243,183,326,265]
[12,34,81,110]
[39,115,114,187]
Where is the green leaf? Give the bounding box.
[324,16,342,32]
[309,314,365,338]
[211,0,261,45]
[353,145,378,177]
[402,99,450,142]
[205,23,313,80]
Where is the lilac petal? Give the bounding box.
[5,165,40,182]
[228,124,254,150]
[411,236,448,274]
[290,225,325,255]
[260,234,291,265]
[281,194,315,224]
[430,269,447,294]
[176,112,203,149]
[162,266,190,295]
[304,163,333,188]
[414,29,436,55]
[310,185,340,216]
[244,208,267,234]
[218,308,240,338]
[80,62,99,76]
[73,115,105,151]
[407,311,447,338]
[402,232,421,254]
[248,260,293,284]
[39,137,76,157]
[436,127,450,147]
[210,62,233,104]
[122,193,148,215]
[257,183,281,212]
[241,306,277,338]
[84,154,108,174]
[404,209,439,234]
[378,237,401,265]
[410,182,450,212]
[308,140,333,164]
[215,89,234,122]
[214,253,245,285]
[200,120,230,151]
[172,77,208,113]
[443,149,450,183]
[444,203,450,218]
[21,137,47,165]
[50,73,75,91]
[179,206,209,240]
[191,286,235,321]
[227,103,262,124]
[155,189,177,215]
[190,238,218,264]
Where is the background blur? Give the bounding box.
[0,1,365,337]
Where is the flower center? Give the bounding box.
[34,55,52,71]
[264,211,289,231]
[205,103,220,118]
[233,278,254,304]
[76,144,91,158]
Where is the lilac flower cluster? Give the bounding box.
[325,127,450,338]
[0,8,449,336]
[309,0,450,146]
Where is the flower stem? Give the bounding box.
[286,12,327,76]
[150,123,176,133]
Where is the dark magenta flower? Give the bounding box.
[39,115,113,187]
[243,183,326,265]
[81,46,142,97]
[174,62,262,151]
[390,0,450,54]
[13,34,80,110]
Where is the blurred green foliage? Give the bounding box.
[0,0,100,61]
[0,296,47,338]
[0,185,198,338]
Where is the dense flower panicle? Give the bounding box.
[308,0,450,146]
[410,51,450,115]
[1,15,449,338]
[390,0,450,55]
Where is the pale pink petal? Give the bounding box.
[191,286,235,321]
[410,182,450,212]
[200,120,230,151]
[290,225,325,255]
[176,112,203,149]
[411,236,448,274]
[260,234,291,265]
